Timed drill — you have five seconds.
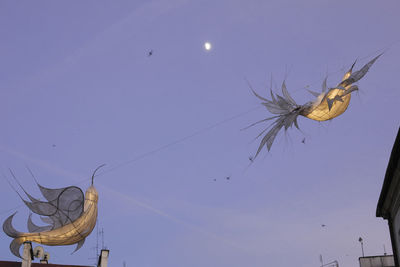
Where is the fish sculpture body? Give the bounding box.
[3,166,103,258]
[250,55,381,157]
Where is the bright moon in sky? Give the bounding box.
[204,42,212,51]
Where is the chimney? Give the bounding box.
[21,242,33,267]
[97,249,109,267]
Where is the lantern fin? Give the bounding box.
[72,238,85,254]
[339,54,381,87]
[307,89,321,98]
[321,77,328,93]
[249,85,302,157]
[10,238,23,258]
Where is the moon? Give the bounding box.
[204,42,212,51]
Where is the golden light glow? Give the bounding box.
[301,67,354,121]
[302,89,351,121]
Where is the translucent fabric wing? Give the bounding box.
[23,184,84,230]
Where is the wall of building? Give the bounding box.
[359,255,395,267]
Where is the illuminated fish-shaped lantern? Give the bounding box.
[2,165,104,258]
[250,55,381,157]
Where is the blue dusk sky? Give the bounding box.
[0,1,399,267]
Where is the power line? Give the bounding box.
[0,106,260,214]
[93,42,400,180]
[94,106,260,178]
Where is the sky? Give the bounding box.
[0,0,399,266]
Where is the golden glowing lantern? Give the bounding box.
[2,165,104,258]
[249,55,381,157]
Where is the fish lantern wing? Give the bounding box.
[22,184,84,230]
[249,55,381,157]
[2,166,103,258]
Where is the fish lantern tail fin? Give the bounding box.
[253,110,301,158]
[10,238,24,258]
[3,212,25,258]
[248,80,302,157]
[3,212,22,238]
